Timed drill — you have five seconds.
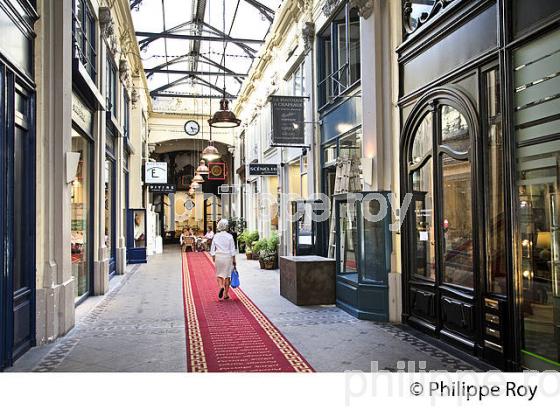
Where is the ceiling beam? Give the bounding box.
[145,69,247,77]
[130,0,143,10]
[201,22,256,58]
[244,0,274,22]
[136,31,265,44]
[152,93,238,99]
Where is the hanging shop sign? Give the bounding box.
[248,163,278,176]
[208,162,227,180]
[149,184,176,194]
[218,185,238,194]
[145,162,168,184]
[72,93,94,137]
[270,95,306,147]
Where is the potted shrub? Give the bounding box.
[268,232,279,269]
[253,239,266,269]
[237,230,247,254]
[260,233,279,270]
[244,230,259,260]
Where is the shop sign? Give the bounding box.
[270,95,306,146]
[218,185,238,194]
[149,184,176,194]
[248,163,278,176]
[145,162,168,184]
[72,93,94,137]
[208,162,227,181]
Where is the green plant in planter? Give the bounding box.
[260,232,279,269]
[237,230,248,253]
[253,239,267,268]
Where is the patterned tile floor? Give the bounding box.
[9,247,493,372]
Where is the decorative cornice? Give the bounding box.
[403,0,455,38]
[302,21,315,52]
[323,0,373,19]
[99,7,115,38]
[349,0,373,19]
[322,0,342,17]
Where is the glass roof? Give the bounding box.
[131,0,282,113]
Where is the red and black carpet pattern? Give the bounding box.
[181,252,313,372]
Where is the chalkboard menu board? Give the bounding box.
[270,95,305,146]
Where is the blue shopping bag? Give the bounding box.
[231,268,240,288]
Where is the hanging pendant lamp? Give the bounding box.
[192,173,204,184]
[208,98,241,128]
[201,144,221,161]
[209,0,241,129]
[196,159,209,175]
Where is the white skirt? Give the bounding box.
[214,253,233,279]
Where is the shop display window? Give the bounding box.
[515,27,560,368]
[334,192,392,285]
[71,132,91,299]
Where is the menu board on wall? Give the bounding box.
[270,95,306,147]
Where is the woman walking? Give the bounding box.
[210,219,237,300]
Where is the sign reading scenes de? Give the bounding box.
[270,95,305,146]
[248,163,278,176]
[145,162,168,184]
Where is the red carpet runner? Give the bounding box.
[181,252,313,372]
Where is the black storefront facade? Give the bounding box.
[0,0,38,370]
[398,0,560,370]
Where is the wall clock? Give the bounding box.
[184,120,200,136]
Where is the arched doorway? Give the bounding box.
[401,87,482,352]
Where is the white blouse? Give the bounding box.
[210,231,236,256]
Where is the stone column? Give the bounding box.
[34,0,75,344]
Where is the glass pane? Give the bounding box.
[411,114,433,164]
[323,142,337,163]
[288,161,301,198]
[485,69,507,294]
[13,126,25,291]
[71,133,90,298]
[349,8,360,84]
[339,130,362,160]
[515,30,560,367]
[104,159,114,258]
[412,158,435,280]
[441,105,469,154]
[362,198,388,283]
[336,22,347,89]
[339,202,358,274]
[133,210,146,248]
[301,173,308,199]
[441,154,473,288]
[518,148,560,367]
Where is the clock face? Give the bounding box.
[184,120,200,136]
